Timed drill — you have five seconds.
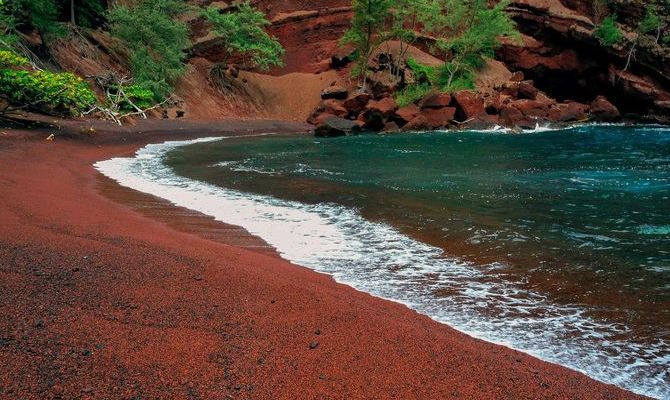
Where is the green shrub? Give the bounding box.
[406,58,435,83]
[108,0,190,100]
[395,83,431,107]
[113,84,155,112]
[202,3,284,70]
[595,16,624,46]
[0,69,96,114]
[0,49,28,67]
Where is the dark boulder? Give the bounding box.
[331,46,356,69]
[590,96,620,121]
[360,97,398,131]
[343,93,371,115]
[321,86,348,100]
[314,116,362,137]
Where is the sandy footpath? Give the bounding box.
[0,119,648,399]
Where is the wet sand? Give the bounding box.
[0,119,649,399]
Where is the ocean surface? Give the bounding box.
[96,125,670,399]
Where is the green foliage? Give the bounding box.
[639,5,661,35]
[341,0,393,82]
[121,84,155,111]
[426,0,518,72]
[202,3,284,70]
[406,58,433,82]
[5,0,64,36]
[0,5,19,50]
[106,84,156,113]
[70,0,107,28]
[395,83,431,107]
[108,0,190,100]
[0,49,28,66]
[0,69,96,114]
[595,16,623,46]
[396,0,516,98]
[432,62,476,91]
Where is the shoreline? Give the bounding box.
[0,120,650,399]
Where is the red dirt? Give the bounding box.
[0,122,649,399]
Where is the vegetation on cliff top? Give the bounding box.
[202,3,284,71]
[342,0,518,99]
[0,0,284,121]
[108,0,191,100]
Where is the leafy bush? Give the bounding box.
[5,0,64,37]
[432,63,476,92]
[0,69,96,114]
[595,16,624,46]
[202,3,284,70]
[114,84,155,112]
[0,49,28,67]
[638,5,661,35]
[406,58,434,82]
[395,83,431,107]
[108,0,190,100]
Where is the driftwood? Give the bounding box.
[86,73,176,125]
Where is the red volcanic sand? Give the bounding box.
[0,121,648,399]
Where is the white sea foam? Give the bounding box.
[95,136,669,399]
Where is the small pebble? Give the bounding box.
[309,341,319,349]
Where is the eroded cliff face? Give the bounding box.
[40,0,669,124]
[498,0,670,122]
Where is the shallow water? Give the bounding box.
[96,125,670,398]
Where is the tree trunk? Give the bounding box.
[71,0,76,26]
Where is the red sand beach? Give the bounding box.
[0,120,648,399]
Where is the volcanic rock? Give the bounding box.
[500,105,528,127]
[402,115,430,131]
[420,93,452,109]
[512,99,551,119]
[321,86,348,100]
[547,102,589,122]
[322,99,348,118]
[343,93,371,115]
[365,97,398,118]
[421,107,456,129]
[590,96,620,121]
[314,116,361,137]
[453,91,486,120]
[394,104,421,126]
[518,81,539,100]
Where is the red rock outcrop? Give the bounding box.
[498,0,670,122]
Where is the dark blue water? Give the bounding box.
[106,125,670,397]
